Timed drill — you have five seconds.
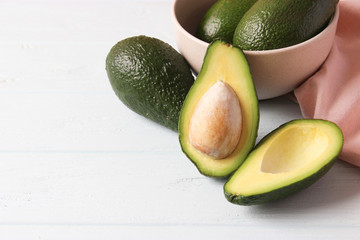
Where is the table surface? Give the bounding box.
[1,0,359,239]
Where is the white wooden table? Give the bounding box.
[0,0,359,239]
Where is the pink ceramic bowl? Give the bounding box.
[171,0,339,99]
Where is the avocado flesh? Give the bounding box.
[106,35,194,131]
[196,0,258,43]
[233,0,339,50]
[224,119,344,205]
[179,40,259,177]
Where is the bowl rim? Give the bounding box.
[171,0,210,47]
[171,0,339,55]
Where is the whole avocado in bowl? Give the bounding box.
[172,0,340,99]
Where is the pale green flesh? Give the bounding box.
[225,120,343,196]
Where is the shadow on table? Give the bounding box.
[249,160,360,213]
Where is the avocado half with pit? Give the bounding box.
[224,119,344,205]
[179,40,259,177]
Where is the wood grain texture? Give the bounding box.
[0,0,359,239]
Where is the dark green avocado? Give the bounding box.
[106,35,194,131]
[179,40,259,177]
[196,0,257,43]
[233,0,339,50]
[224,119,344,205]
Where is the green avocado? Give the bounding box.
[224,119,344,205]
[106,35,194,131]
[233,0,339,50]
[196,0,257,43]
[179,40,259,177]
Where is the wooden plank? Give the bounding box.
[0,0,359,239]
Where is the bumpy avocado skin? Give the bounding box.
[196,0,258,43]
[106,35,194,131]
[224,119,344,205]
[233,0,339,50]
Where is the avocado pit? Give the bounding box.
[189,80,242,159]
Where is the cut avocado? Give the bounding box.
[106,35,194,131]
[196,0,258,43]
[224,119,344,205]
[179,40,259,177]
[233,0,339,50]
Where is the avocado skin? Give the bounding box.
[233,0,339,50]
[196,0,257,43]
[224,119,344,205]
[225,157,336,205]
[106,35,194,131]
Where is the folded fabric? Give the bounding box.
[295,0,360,167]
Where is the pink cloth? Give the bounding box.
[294,0,360,167]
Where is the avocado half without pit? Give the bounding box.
[179,40,259,177]
[224,119,344,205]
